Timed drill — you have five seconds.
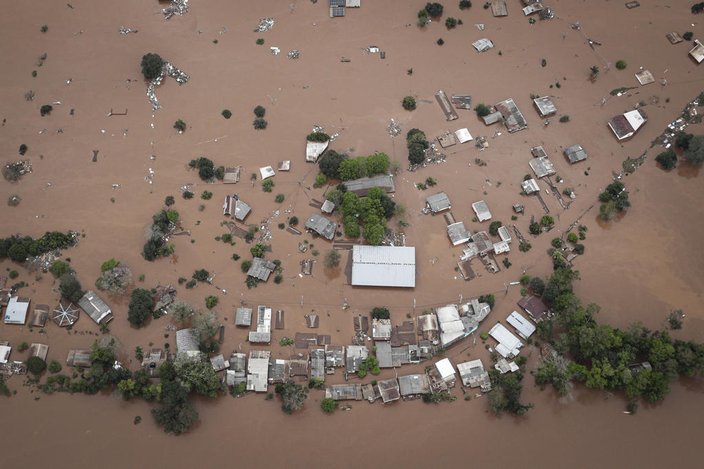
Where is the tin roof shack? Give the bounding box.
[141,349,166,376]
[287,358,310,381]
[426,192,451,214]
[321,199,335,214]
[325,345,345,372]
[435,90,459,121]
[223,167,240,184]
[268,359,286,384]
[495,358,520,374]
[306,139,329,162]
[482,111,503,125]
[473,38,494,52]
[689,39,704,64]
[451,95,472,110]
[457,359,491,392]
[4,297,30,325]
[521,178,540,194]
[310,348,326,382]
[398,374,431,397]
[608,109,647,141]
[345,345,369,373]
[455,128,473,144]
[235,307,253,327]
[666,32,683,44]
[533,96,557,117]
[372,318,392,341]
[496,98,528,133]
[437,131,457,148]
[429,358,457,391]
[304,213,336,241]
[564,144,587,164]
[78,291,113,325]
[472,200,492,222]
[351,245,416,288]
[278,160,291,172]
[523,2,544,15]
[66,349,92,368]
[376,341,393,368]
[491,0,508,17]
[518,295,550,321]
[223,195,252,221]
[151,285,176,316]
[0,345,11,364]
[224,352,247,386]
[326,384,363,401]
[176,328,201,358]
[247,350,271,392]
[29,343,49,361]
[489,323,523,358]
[31,304,50,327]
[248,305,272,344]
[417,313,440,343]
[506,311,536,339]
[391,320,417,347]
[52,301,79,327]
[378,378,401,403]
[210,354,230,372]
[247,257,276,282]
[447,222,471,246]
[342,174,395,196]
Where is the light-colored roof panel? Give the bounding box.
[507,311,536,338]
[351,246,416,288]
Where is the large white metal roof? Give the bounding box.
[507,311,536,339]
[351,245,416,288]
[489,323,523,357]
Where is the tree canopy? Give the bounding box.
[128,288,154,327]
[684,135,704,165]
[140,53,165,81]
[318,150,348,179]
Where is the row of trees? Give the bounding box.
[188,157,225,182]
[0,231,76,263]
[534,267,704,407]
[338,152,390,181]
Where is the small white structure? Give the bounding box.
[454,128,473,143]
[306,140,329,163]
[506,311,536,339]
[247,350,271,392]
[259,166,275,180]
[521,178,540,194]
[489,323,523,358]
[493,241,510,254]
[472,200,492,222]
[472,38,494,52]
[434,358,456,382]
[4,297,30,325]
[498,226,512,243]
[689,40,704,64]
[248,305,272,344]
[0,345,11,364]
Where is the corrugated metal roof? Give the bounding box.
[351,245,416,288]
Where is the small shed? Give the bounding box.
[635,70,655,85]
[278,160,291,172]
[529,156,555,178]
[434,358,457,383]
[29,343,49,361]
[482,111,502,125]
[493,241,510,254]
[496,98,528,133]
[304,213,337,240]
[210,354,230,372]
[321,200,335,214]
[78,291,113,325]
[447,222,471,246]
[437,131,457,148]
[689,40,704,64]
[0,345,10,364]
[454,128,473,143]
[223,167,240,184]
[66,349,92,368]
[435,90,459,121]
[521,178,540,194]
[247,257,277,282]
[378,378,401,404]
[259,166,275,180]
[564,144,587,164]
[473,38,494,52]
[666,32,683,44]
[451,95,472,110]
[31,304,50,327]
[426,192,452,214]
[491,0,508,17]
[235,307,253,327]
[472,200,492,222]
[306,140,329,162]
[533,96,557,117]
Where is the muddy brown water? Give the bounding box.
[1,1,703,467]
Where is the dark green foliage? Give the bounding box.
[59,274,84,303]
[253,118,268,130]
[422,391,456,403]
[530,277,545,296]
[128,288,154,328]
[425,2,444,17]
[559,115,570,123]
[221,109,232,119]
[306,132,330,142]
[100,258,119,272]
[692,3,704,14]
[337,152,390,181]
[318,150,348,179]
[140,53,164,80]
[275,194,285,203]
[656,150,677,169]
[0,375,10,396]
[8,270,18,279]
[256,38,265,45]
[683,135,704,165]
[574,244,585,255]
[615,60,627,70]
[402,96,416,111]
[459,0,472,9]
[445,17,458,29]
[189,157,216,181]
[253,105,266,118]
[262,179,274,192]
[205,296,218,309]
[674,132,693,150]
[0,232,75,263]
[152,362,199,434]
[275,381,309,414]
[27,357,47,375]
[49,260,70,278]
[489,221,502,236]
[475,103,490,117]
[598,182,630,220]
[40,25,48,33]
[18,144,28,155]
[529,221,541,235]
[164,195,175,206]
[551,237,563,249]
[488,370,532,415]
[370,307,390,320]
[436,38,445,46]
[289,216,299,226]
[683,31,694,41]
[407,128,429,165]
[173,119,186,132]
[478,294,495,309]
[48,360,62,374]
[321,397,337,413]
[40,104,53,116]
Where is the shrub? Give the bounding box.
[371,307,390,320]
[306,132,330,142]
[567,232,578,243]
[321,398,337,413]
[49,260,70,278]
[128,288,154,328]
[274,274,283,284]
[18,342,29,352]
[314,173,327,187]
[173,119,186,132]
[289,216,299,226]
[445,17,458,29]
[192,269,209,282]
[425,2,444,17]
[100,258,119,272]
[551,238,563,249]
[275,194,285,203]
[692,3,704,14]
[475,103,490,117]
[418,10,430,27]
[683,135,704,165]
[164,195,175,206]
[459,0,472,9]
[222,109,232,119]
[253,118,268,130]
[140,53,164,81]
[18,144,28,155]
[559,115,570,123]
[8,270,18,279]
[402,96,417,111]
[27,357,47,375]
[436,38,445,46]
[205,296,218,309]
[683,31,693,41]
[182,191,194,199]
[489,221,502,236]
[262,180,274,192]
[40,104,53,116]
[615,60,627,70]
[6,194,21,207]
[655,150,677,170]
[40,25,48,33]
[574,244,585,255]
[59,274,84,303]
[253,105,266,118]
[256,38,265,45]
[48,360,62,374]
[324,250,341,268]
[241,260,252,273]
[318,150,348,179]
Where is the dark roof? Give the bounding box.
[247,257,276,281]
[518,296,550,321]
[564,144,587,164]
[304,213,336,240]
[342,174,395,195]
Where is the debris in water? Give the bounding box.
[287,50,301,59]
[255,17,275,32]
[118,26,138,35]
[163,0,189,20]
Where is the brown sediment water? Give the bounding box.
[0,1,703,467]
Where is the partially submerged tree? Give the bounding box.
[275,381,309,414]
[141,53,165,81]
[59,273,84,303]
[128,288,154,328]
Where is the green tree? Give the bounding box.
[174,356,222,397]
[276,381,309,414]
[655,150,677,169]
[475,103,491,117]
[459,0,472,9]
[50,260,70,278]
[489,221,502,236]
[59,274,84,303]
[140,53,165,80]
[250,243,266,258]
[402,96,417,111]
[128,288,154,327]
[324,250,341,268]
[318,150,348,179]
[684,135,704,165]
[205,296,218,309]
[170,301,195,325]
[27,356,47,375]
[253,105,266,118]
[321,397,337,413]
[173,119,186,132]
[370,307,390,320]
[152,362,199,434]
[192,269,209,282]
[48,360,62,373]
[425,2,444,17]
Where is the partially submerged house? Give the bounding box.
[506,310,536,339]
[304,213,337,241]
[210,354,230,372]
[372,318,392,341]
[608,109,647,141]
[471,231,494,256]
[310,348,326,382]
[326,383,363,401]
[517,295,550,321]
[429,358,457,391]
[30,304,50,327]
[455,128,473,143]
[66,349,92,368]
[417,313,439,343]
[451,95,472,110]
[533,96,557,117]
[521,178,540,194]
[472,200,492,222]
[224,352,247,386]
[457,359,491,392]
[666,32,683,45]
[325,345,345,372]
[248,305,272,344]
[29,343,49,361]
[259,166,275,180]
[498,226,512,243]
[351,245,416,288]
[342,174,395,195]
[564,144,587,164]
[398,373,430,397]
[305,139,329,162]
[377,378,401,404]
[529,147,556,178]
[223,195,251,221]
[435,90,459,121]
[247,350,271,392]
[3,297,30,325]
[426,192,451,214]
[345,345,369,373]
[447,221,471,246]
[176,328,201,358]
[689,39,704,64]
[491,0,508,17]
[223,167,240,184]
[473,38,494,52]
[489,323,523,358]
[495,98,528,133]
[78,291,113,325]
[375,341,394,368]
[482,111,503,125]
[436,305,470,347]
[247,257,277,282]
[235,307,253,327]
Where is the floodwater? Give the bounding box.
[1,1,703,468]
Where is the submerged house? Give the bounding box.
[689,39,704,64]
[447,221,471,246]
[472,200,492,222]
[4,297,30,325]
[223,195,251,221]
[435,90,459,121]
[564,144,588,164]
[304,213,337,241]
[457,359,491,392]
[351,245,416,288]
[176,328,201,358]
[248,305,272,344]
[608,109,647,141]
[426,192,452,214]
[78,291,113,325]
[495,98,528,133]
[247,350,271,392]
[533,96,557,117]
[345,345,369,373]
[247,257,277,282]
[398,373,430,397]
[518,295,550,321]
[342,174,395,196]
[489,323,523,358]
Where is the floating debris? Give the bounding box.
[146,62,190,110]
[287,49,301,59]
[270,46,281,55]
[163,0,189,20]
[386,119,401,137]
[255,17,275,32]
[118,26,138,35]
